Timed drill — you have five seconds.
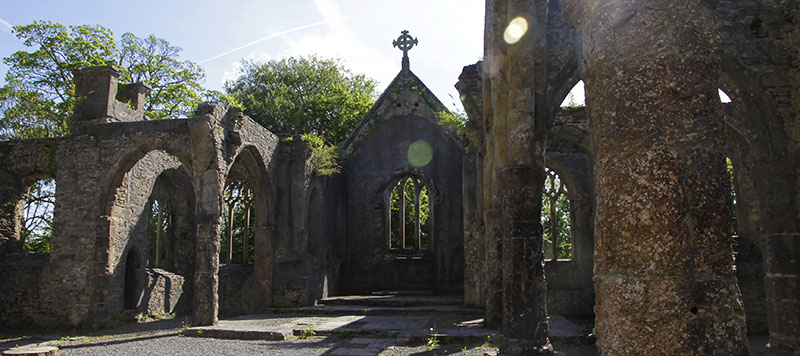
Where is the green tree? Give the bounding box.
[224,56,377,145]
[116,33,205,121]
[1,21,206,139]
[21,178,56,253]
[389,177,431,249]
[541,169,572,260]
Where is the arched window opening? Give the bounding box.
[221,179,255,265]
[148,199,171,269]
[727,157,738,236]
[560,81,585,108]
[542,168,573,260]
[21,177,55,253]
[124,249,142,309]
[388,175,431,250]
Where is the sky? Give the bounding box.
[0,0,486,112]
[0,1,727,113]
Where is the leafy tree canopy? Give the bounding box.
[1,21,206,139]
[224,56,378,145]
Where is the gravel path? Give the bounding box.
[59,335,339,356]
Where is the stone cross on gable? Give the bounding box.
[393,30,418,72]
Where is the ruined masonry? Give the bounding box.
[1,1,800,355]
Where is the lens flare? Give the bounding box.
[503,17,528,44]
[407,140,433,167]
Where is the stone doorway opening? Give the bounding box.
[123,248,142,310]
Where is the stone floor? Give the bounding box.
[0,295,769,355]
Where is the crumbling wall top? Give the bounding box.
[73,65,151,130]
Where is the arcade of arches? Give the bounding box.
[0,1,798,355]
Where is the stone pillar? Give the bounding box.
[189,103,230,326]
[763,15,800,354]
[458,62,487,309]
[483,208,503,329]
[756,162,800,355]
[562,1,749,354]
[485,0,552,354]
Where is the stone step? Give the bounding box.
[267,304,485,317]
[184,313,596,346]
[369,290,434,296]
[318,294,463,308]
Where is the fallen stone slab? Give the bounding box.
[2,346,59,356]
[182,327,288,341]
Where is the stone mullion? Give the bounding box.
[242,198,250,265]
[562,0,748,354]
[156,202,164,268]
[399,180,406,249]
[549,194,558,259]
[226,200,234,264]
[414,183,422,250]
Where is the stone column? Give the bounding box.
[762,15,800,354]
[458,62,487,309]
[562,1,749,354]
[189,103,229,326]
[757,165,800,355]
[485,0,552,354]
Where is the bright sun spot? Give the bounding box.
[503,17,528,44]
[719,89,732,103]
[408,140,433,167]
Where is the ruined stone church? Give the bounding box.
[1,1,799,355]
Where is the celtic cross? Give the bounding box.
[393,30,418,72]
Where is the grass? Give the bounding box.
[297,324,316,339]
[426,327,440,350]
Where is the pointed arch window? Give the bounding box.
[542,168,573,260]
[387,174,431,250]
[221,179,255,265]
[149,199,171,268]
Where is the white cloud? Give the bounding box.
[280,0,396,87]
[221,51,272,86]
[0,17,14,35]
[199,16,349,65]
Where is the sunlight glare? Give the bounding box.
[408,140,433,167]
[503,17,528,44]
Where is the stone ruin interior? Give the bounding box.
[1,1,799,355]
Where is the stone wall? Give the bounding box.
[341,70,465,294]
[463,1,800,353]
[270,136,315,306]
[0,139,59,257]
[0,66,291,328]
[544,108,594,318]
[0,253,47,325]
[143,268,188,315]
[217,264,256,316]
[715,2,800,348]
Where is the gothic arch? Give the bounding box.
[94,147,195,319]
[219,145,276,312]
